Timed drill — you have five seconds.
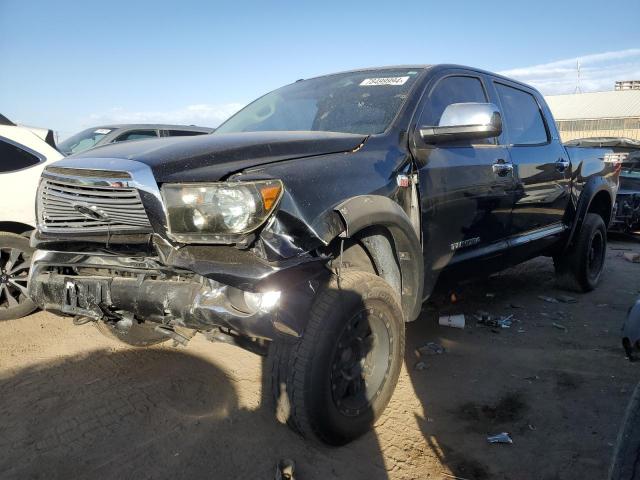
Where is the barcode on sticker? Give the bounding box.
[360,76,409,86]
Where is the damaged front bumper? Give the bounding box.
[28,250,328,341]
[611,192,640,232]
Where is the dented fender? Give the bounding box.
[335,195,424,322]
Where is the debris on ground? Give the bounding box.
[623,252,640,263]
[552,322,568,332]
[538,295,560,303]
[439,314,465,329]
[486,293,495,298]
[475,312,514,329]
[415,342,446,357]
[275,459,295,480]
[414,361,428,371]
[538,294,577,304]
[487,432,513,444]
[556,295,577,304]
[442,473,473,480]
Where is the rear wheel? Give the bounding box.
[269,271,405,445]
[554,213,607,292]
[0,232,37,320]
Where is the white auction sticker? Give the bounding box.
[94,128,112,135]
[360,76,409,86]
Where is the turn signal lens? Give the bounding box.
[260,184,283,211]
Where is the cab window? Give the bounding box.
[420,75,492,144]
[165,130,206,137]
[115,130,158,142]
[421,76,488,126]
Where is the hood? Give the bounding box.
[69,131,367,182]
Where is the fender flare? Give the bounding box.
[334,195,424,321]
[565,177,614,251]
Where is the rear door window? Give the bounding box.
[114,130,158,142]
[495,83,548,145]
[0,138,42,173]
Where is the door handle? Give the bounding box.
[556,158,570,172]
[492,159,513,177]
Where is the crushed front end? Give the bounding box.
[28,158,333,349]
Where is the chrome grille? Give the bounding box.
[38,175,152,234]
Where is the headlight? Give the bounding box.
[161,180,283,242]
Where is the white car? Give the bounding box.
[0,114,63,320]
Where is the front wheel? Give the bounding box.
[269,271,405,445]
[554,213,607,292]
[0,232,37,321]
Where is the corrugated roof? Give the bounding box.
[545,90,640,120]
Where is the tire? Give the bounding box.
[609,382,640,480]
[95,321,171,347]
[0,231,37,320]
[269,271,405,445]
[554,213,607,292]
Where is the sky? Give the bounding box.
[1,0,639,139]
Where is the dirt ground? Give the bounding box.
[1,237,639,480]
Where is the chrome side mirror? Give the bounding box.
[419,102,502,144]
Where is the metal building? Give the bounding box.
[616,80,640,91]
[545,90,640,142]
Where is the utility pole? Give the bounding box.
[574,60,582,94]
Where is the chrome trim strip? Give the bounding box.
[447,222,568,266]
[45,166,131,179]
[508,223,567,247]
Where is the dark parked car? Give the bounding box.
[566,138,640,233]
[28,65,620,445]
[57,124,214,156]
[609,300,640,480]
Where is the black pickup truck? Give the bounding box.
[26,65,620,445]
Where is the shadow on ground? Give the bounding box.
[0,347,391,479]
[1,240,638,479]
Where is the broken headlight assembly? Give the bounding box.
[161,180,283,243]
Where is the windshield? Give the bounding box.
[58,127,112,155]
[215,68,423,136]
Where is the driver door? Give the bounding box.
[410,72,517,273]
